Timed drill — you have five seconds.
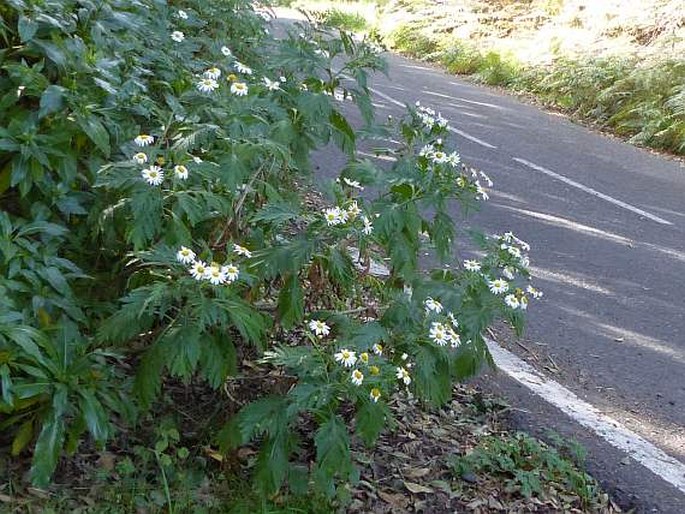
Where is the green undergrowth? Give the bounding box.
[385,22,685,155]
[452,431,607,510]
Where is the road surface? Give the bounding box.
[316,48,685,511]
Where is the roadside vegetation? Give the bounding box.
[288,0,685,155]
[1,0,615,511]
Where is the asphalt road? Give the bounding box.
[309,48,685,511]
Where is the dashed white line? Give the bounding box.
[513,157,673,226]
[367,86,498,149]
[448,126,498,149]
[367,86,405,108]
[487,340,685,495]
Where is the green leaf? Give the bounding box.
[314,415,354,496]
[38,85,65,119]
[414,344,451,406]
[30,388,68,487]
[77,115,110,156]
[78,390,110,443]
[251,201,300,226]
[278,274,303,330]
[18,16,38,42]
[355,401,386,446]
[330,109,356,155]
[11,420,34,456]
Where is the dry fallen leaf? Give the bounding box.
[404,467,431,479]
[403,481,434,494]
[377,490,410,509]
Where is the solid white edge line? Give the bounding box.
[486,339,685,494]
[448,126,498,149]
[513,157,673,226]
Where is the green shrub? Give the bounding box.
[318,8,368,32]
[440,42,485,75]
[386,22,439,57]
[1,0,541,500]
[474,51,521,86]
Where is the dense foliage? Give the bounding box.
[0,0,540,499]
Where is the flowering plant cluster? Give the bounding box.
[0,0,540,500]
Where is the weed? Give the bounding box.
[452,432,605,509]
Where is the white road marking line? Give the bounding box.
[366,86,499,149]
[357,151,397,162]
[367,86,405,108]
[513,157,673,226]
[423,90,453,99]
[448,126,498,149]
[456,97,507,110]
[486,339,685,494]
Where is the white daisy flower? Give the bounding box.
[479,170,493,187]
[141,166,164,186]
[362,216,373,236]
[432,150,449,164]
[334,349,357,368]
[262,77,281,91]
[488,278,509,295]
[429,322,450,346]
[323,207,345,226]
[447,152,461,167]
[526,285,543,299]
[234,62,252,75]
[171,31,185,42]
[132,152,148,164]
[502,266,515,280]
[475,182,489,201]
[232,244,252,258]
[419,144,434,157]
[134,134,154,147]
[190,260,208,281]
[359,352,369,365]
[351,369,364,386]
[507,246,522,259]
[177,10,188,20]
[456,176,467,188]
[221,46,232,57]
[230,82,248,96]
[447,312,459,328]
[449,330,462,348]
[191,155,203,164]
[222,264,239,283]
[347,201,361,220]
[464,259,481,271]
[16,85,25,97]
[208,265,228,285]
[424,297,443,314]
[396,366,411,385]
[372,343,383,356]
[174,165,189,180]
[197,78,219,94]
[369,387,381,403]
[204,67,221,80]
[176,246,196,264]
[279,76,287,83]
[308,319,330,338]
[504,294,520,309]
[342,177,364,190]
